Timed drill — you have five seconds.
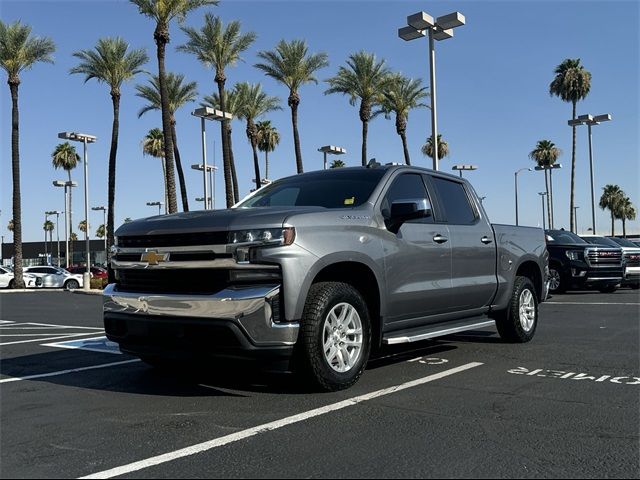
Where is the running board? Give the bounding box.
[383,319,496,345]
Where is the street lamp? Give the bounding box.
[92,206,107,258]
[191,164,218,209]
[45,210,62,267]
[318,145,346,170]
[192,107,232,211]
[53,180,78,268]
[534,163,562,229]
[538,192,548,231]
[451,164,477,177]
[399,10,465,171]
[146,201,164,216]
[568,113,612,234]
[59,131,96,290]
[514,167,532,226]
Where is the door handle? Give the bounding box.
[433,234,449,244]
[481,236,493,244]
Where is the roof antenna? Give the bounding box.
[367,158,380,169]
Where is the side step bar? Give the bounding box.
[383,318,496,345]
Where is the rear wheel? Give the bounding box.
[8,279,15,289]
[299,282,371,392]
[495,276,538,343]
[548,266,565,294]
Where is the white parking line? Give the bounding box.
[0,332,105,346]
[79,362,483,479]
[0,320,15,324]
[0,359,141,384]
[545,302,640,305]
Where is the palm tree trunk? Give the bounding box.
[228,126,239,204]
[544,170,551,229]
[361,119,368,167]
[106,92,120,257]
[9,80,24,288]
[171,121,189,212]
[611,210,615,236]
[623,218,626,237]
[216,78,234,208]
[569,101,577,232]
[247,120,261,190]
[398,117,411,166]
[67,169,73,241]
[161,157,168,212]
[289,92,303,174]
[265,151,269,180]
[155,27,178,214]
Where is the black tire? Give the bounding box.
[299,282,372,392]
[65,279,80,290]
[548,265,566,294]
[8,279,15,289]
[599,285,618,294]
[495,276,538,343]
[629,284,640,290]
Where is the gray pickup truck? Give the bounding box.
[105,164,548,391]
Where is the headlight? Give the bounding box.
[229,227,295,246]
[565,250,582,261]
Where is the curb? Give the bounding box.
[0,288,65,294]
[72,289,104,296]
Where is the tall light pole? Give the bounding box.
[191,164,218,209]
[399,11,465,171]
[92,206,107,259]
[59,132,96,290]
[146,201,164,216]
[568,113,612,234]
[45,211,61,267]
[514,167,532,226]
[451,164,477,177]
[53,180,78,268]
[574,206,580,234]
[318,145,347,170]
[535,163,562,229]
[539,192,548,231]
[192,107,233,210]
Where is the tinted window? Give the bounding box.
[238,169,387,209]
[607,237,638,248]
[381,173,432,224]
[582,236,620,248]
[431,177,477,225]
[545,230,587,244]
[0,268,6,274]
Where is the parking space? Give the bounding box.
[0,290,638,478]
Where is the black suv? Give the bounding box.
[545,230,623,293]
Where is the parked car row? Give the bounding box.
[545,230,640,294]
[0,266,42,289]
[1,265,108,289]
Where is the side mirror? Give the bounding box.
[388,198,431,233]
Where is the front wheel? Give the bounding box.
[65,279,80,290]
[8,280,15,289]
[495,276,538,343]
[299,282,372,392]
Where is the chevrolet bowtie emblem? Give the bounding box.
[140,251,169,265]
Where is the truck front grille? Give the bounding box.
[624,253,640,267]
[116,269,230,294]
[118,231,229,248]
[585,248,622,267]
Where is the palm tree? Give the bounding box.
[234,82,281,189]
[178,14,256,208]
[142,128,168,210]
[136,72,197,212]
[616,196,636,238]
[43,220,54,254]
[51,142,80,235]
[256,120,280,180]
[78,220,89,236]
[71,37,148,257]
[325,51,391,166]
[96,224,106,240]
[123,218,133,224]
[255,39,329,174]
[7,219,14,233]
[421,134,450,162]
[549,58,591,232]
[330,159,346,169]
[130,0,216,214]
[599,184,625,236]
[529,140,562,228]
[378,73,429,165]
[201,89,243,203]
[1,20,55,288]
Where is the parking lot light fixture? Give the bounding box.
[514,168,532,226]
[398,10,465,171]
[451,164,477,177]
[53,180,78,268]
[192,108,233,211]
[45,210,62,267]
[146,201,164,216]
[191,164,218,209]
[538,192,548,231]
[58,132,96,289]
[318,145,347,170]
[568,113,612,235]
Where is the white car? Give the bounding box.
[0,266,42,289]
[23,266,84,289]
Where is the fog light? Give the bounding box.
[571,269,587,277]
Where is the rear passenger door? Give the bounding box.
[428,176,497,311]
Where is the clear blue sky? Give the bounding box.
[1,0,638,242]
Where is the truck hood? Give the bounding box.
[115,206,328,237]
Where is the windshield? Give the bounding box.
[545,230,587,244]
[237,169,387,209]
[582,236,620,248]
[606,237,639,248]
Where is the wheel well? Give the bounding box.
[516,261,543,300]
[312,262,382,348]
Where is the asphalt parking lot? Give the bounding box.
[1,290,638,478]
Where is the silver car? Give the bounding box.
[24,266,84,289]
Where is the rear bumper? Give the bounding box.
[103,283,299,361]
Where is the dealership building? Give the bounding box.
[1,239,107,267]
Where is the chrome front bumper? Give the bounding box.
[103,283,299,346]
